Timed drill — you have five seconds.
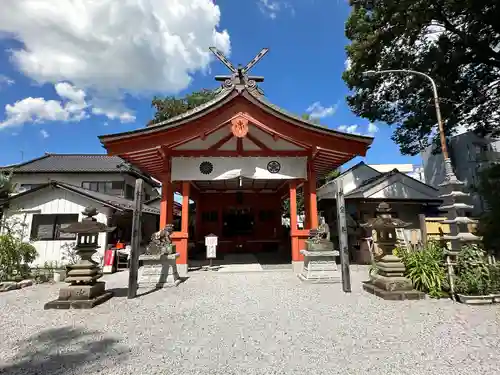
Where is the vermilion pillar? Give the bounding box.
[303,183,310,229]
[159,169,174,229]
[307,161,318,229]
[289,180,297,232]
[181,182,190,233]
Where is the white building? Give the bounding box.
[422,131,500,215]
[317,162,441,263]
[368,163,424,182]
[0,153,162,266]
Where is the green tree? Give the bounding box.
[343,1,500,155]
[149,88,219,126]
[477,163,500,257]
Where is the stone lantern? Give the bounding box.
[360,202,424,300]
[44,207,115,309]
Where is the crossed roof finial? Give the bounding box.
[209,47,269,91]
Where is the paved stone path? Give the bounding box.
[1,269,499,375]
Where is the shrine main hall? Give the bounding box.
[99,48,373,276]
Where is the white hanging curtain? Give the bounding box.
[171,157,307,181]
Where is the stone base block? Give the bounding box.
[370,274,413,292]
[58,282,106,301]
[363,281,425,301]
[298,250,341,284]
[138,254,181,289]
[44,291,113,309]
[292,261,304,274]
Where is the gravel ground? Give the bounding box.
[1,269,500,375]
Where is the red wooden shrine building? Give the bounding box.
[99,48,373,276]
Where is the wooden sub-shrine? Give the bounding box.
[99,48,373,276]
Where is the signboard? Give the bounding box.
[206,245,217,259]
[205,234,218,247]
[102,249,116,274]
[205,234,218,260]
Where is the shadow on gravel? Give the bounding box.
[0,326,128,375]
[109,277,190,298]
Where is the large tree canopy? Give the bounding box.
[148,88,219,126]
[343,0,500,155]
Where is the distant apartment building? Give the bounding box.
[422,131,500,215]
[368,164,425,182]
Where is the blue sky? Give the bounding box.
[0,0,421,170]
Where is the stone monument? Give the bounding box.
[298,216,341,283]
[138,224,181,288]
[44,207,115,309]
[361,202,425,300]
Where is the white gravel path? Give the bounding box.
[1,268,499,375]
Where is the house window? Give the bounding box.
[81,181,124,196]
[125,184,134,200]
[30,214,79,241]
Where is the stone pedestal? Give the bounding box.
[362,254,425,300]
[138,253,181,289]
[298,250,341,283]
[44,282,113,309]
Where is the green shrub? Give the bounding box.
[0,217,38,281]
[454,244,499,296]
[395,240,446,298]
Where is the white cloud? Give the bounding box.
[344,58,352,71]
[338,122,379,137]
[367,122,379,134]
[0,82,88,129]
[306,102,338,119]
[0,74,15,87]
[258,0,293,19]
[338,125,360,135]
[0,0,230,114]
[92,107,135,123]
[40,129,49,138]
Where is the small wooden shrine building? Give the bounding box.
[99,48,373,275]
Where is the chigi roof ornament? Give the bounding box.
[209,46,269,92]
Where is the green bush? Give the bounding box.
[395,240,446,298]
[454,244,500,296]
[0,218,38,281]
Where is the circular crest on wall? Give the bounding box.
[231,116,249,138]
[199,161,214,175]
[267,160,281,174]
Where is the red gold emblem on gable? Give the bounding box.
[231,117,249,138]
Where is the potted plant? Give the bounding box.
[454,244,500,304]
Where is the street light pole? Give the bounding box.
[363,69,481,301]
[363,69,451,165]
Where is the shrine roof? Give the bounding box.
[98,86,373,145]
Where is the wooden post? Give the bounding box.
[336,179,351,293]
[418,214,427,247]
[128,179,143,299]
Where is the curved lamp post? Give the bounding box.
[362,69,457,181]
[363,69,481,300]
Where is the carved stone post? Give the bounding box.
[298,216,341,283]
[361,202,425,300]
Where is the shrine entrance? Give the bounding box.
[98,46,373,277]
